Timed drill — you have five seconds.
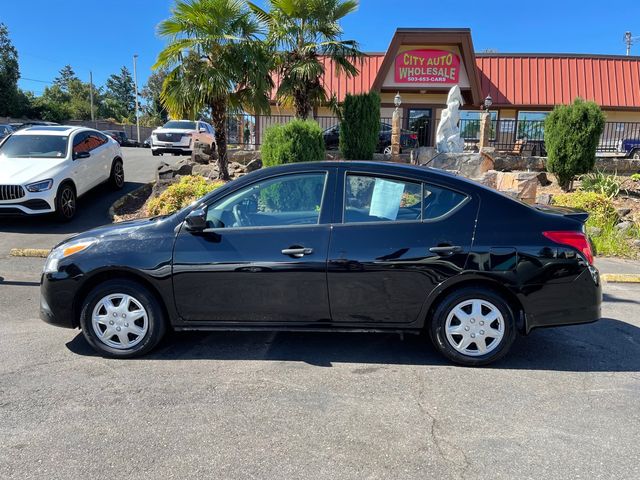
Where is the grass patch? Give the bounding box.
[553,191,639,257]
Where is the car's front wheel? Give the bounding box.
[54,183,77,221]
[109,159,125,190]
[79,279,166,358]
[429,287,516,366]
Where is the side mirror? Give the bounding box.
[185,208,207,231]
[199,128,207,133]
[74,151,90,160]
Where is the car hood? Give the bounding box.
[152,128,196,135]
[0,156,68,185]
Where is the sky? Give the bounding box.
[1,0,638,95]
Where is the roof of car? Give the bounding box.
[13,125,87,135]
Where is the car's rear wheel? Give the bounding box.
[632,149,640,160]
[429,287,516,366]
[79,279,166,358]
[109,159,125,190]
[54,183,76,222]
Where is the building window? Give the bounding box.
[407,109,432,147]
[459,111,497,140]
[516,111,547,141]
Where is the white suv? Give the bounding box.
[0,126,124,221]
[150,120,215,156]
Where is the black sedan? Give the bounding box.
[40,161,601,366]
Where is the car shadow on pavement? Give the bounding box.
[66,317,640,372]
[0,181,144,235]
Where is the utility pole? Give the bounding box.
[133,54,141,144]
[89,71,95,128]
[624,32,640,56]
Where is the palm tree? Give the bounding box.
[249,0,362,120]
[154,0,273,180]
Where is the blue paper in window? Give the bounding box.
[369,178,405,220]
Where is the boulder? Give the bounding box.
[191,140,213,164]
[495,171,539,204]
[537,172,551,186]
[229,149,260,165]
[632,239,640,248]
[617,207,632,218]
[478,170,498,189]
[428,152,493,179]
[245,158,262,173]
[615,221,633,232]
[587,226,603,237]
[536,193,554,205]
[192,163,218,179]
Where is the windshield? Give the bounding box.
[0,134,68,158]
[163,121,196,130]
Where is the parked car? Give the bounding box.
[150,119,215,156]
[39,161,601,365]
[323,123,419,153]
[0,124,13,139]
[10,121,60,131]
[0,125,124,220]
[617,139,640,158]
[103,130,138,147]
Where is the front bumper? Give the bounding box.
[39,271,80,329]
[0,196,54,215]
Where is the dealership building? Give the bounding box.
[265,28,640,151]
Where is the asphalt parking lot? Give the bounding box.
[1,251,639,479]
[1,149,639,479]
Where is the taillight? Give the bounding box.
[543,231,594,265]
[410,134,417,140]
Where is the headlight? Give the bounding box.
[26,179,53,192]
[43,237,97,273]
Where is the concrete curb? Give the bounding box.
[10,248,50,258]
[601,273,640,283]
[108,183,154,221]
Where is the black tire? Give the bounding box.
[79,279,166,358]
[54,182,77,222]
[152,150,160,156]
[429,287,516,366]
[109,158,125,190]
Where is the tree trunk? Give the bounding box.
[210,99,229,181]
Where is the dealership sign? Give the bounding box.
[395,49,460,84]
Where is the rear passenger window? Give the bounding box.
[423,184,467,220]
[344,175,422,223]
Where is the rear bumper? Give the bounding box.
[522,266,602,333]
[152,147,192,155]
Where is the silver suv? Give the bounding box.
[150,120,215,156]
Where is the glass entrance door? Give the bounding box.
[407,109,432,147]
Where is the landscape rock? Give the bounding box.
[536,193,554,205]
[478,170,498,189]
[587,226,603,237]
[632,239,640,248]
[617,207,632,218]
[615,221,633,232]
[495,171,539,204]
[229,149,260,165]
[537,172,551,186]
[245,158,262,172]
[426,152,493,179]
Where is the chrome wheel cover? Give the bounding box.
[444,299,505,357]
[92,293,149,349]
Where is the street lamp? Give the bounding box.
[133,54,141,144]
[483,94,493,111]
[394,92,402,109]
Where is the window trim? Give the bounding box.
[341,171,424,225]
[420,181,471,223]
[202,170,331,231]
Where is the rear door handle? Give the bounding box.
[281,247,314,258]
[429,245,462,255]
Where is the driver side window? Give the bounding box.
[206,172,327,228]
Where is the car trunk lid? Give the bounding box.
[534,204,589,223]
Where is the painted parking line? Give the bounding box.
[9,248,50,258]
[601,273,640,284]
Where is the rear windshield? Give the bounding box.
[163,121,196,130]
[0,134,68,158]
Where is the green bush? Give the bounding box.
[631,173,640,182]
[552,191,637,256]
[146,175,224,216]
[261,120,325,167]
[579,169,621,198]
[339,92,381,160]
[544,98,606,190]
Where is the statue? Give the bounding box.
[436,85,465,153]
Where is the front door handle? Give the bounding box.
[281,247,314,258]
[429,245,462,255]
